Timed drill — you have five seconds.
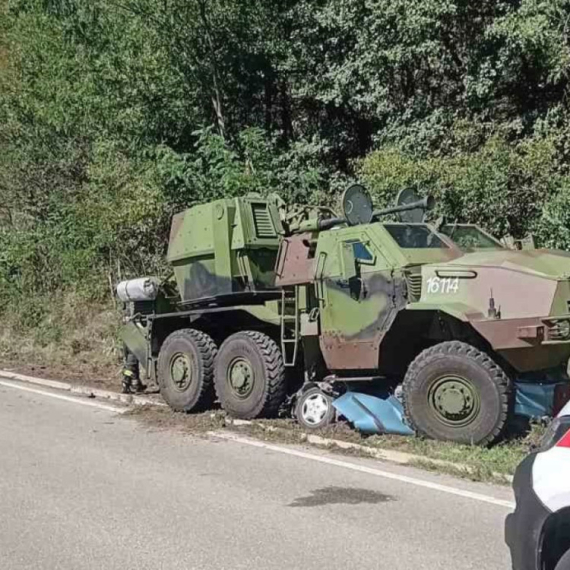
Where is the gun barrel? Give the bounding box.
[289,216,347,234]
[318,216,346,230]
[373,196,434,219]
[289,194,435,233]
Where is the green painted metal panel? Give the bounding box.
[121,321,148,371]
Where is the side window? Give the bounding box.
[346,240,375,264]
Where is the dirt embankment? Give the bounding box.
[0,296,122,392]
[0,361,120,391]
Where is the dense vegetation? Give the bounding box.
[2,0,570,348]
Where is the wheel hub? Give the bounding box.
[170,353,193,392]
[429,376,480,427]
[301,393,330,425]
[228,358,254,398]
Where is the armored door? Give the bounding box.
[316,228,400,371]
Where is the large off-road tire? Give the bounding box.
[295,387,336,430]
[157,329,217,413]
[214,331,286,419]
[403,341,511,446]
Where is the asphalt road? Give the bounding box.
[0,379,515,570]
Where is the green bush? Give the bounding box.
[359,129,567,245]
[4,0,570,336]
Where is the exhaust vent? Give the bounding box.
[406,273,423,302]
[252,203,277,239]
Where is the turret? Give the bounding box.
[284,185,436,235]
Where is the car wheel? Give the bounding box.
[295,387,335,430]
[555,549,570,570]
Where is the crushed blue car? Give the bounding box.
[327,380,569,437]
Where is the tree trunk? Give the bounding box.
[198,0,226,139]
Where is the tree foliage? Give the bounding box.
[2,0,570,305]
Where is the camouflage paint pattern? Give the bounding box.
[305,219,570,375]
[124,192,570,384]
[167,197,282,304]
[274,233,317,287]
[413,247,570,372]
[314,225,403,369]
[120,320,149,372]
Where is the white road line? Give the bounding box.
[210,431,516,510]
[0,380,127,414]
[0,378,517,508]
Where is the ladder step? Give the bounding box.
[280,287,299,367]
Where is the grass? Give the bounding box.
[247,419,545,483]
[0,292,122,389]
[362,429,541,478]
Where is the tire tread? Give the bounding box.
[402,341,511,446]
[214,330,286,418]
[158,328,217,412]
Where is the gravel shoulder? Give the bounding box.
[0,363,540,485]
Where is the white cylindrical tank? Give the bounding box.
[116,277,160,302]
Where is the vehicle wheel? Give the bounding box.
[214,331,286,419]
[295,387,335,430]
[556,549,570,570]
[157,329,217,412]
[402,341,511,446]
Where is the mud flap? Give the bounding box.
[120,321,149,373]
[332,391,414,436]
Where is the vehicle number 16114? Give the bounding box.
[427,276,459,294]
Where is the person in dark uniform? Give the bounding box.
[122,345,146,394]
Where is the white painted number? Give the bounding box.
[427,277,440,294]
[427,276,459,295]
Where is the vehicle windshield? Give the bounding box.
[384,224,448,249]
[440,225,503,251]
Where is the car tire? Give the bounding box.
[295,387,336,430]
[157,329,217,412]
[403,341,511,445]
[214,331,287,419]
[555,549,570,570]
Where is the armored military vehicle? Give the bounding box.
[117,186,570,445]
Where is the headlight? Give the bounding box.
[547,319,570,340]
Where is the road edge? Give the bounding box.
[0,368,513,484]
[0,370,164,407]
